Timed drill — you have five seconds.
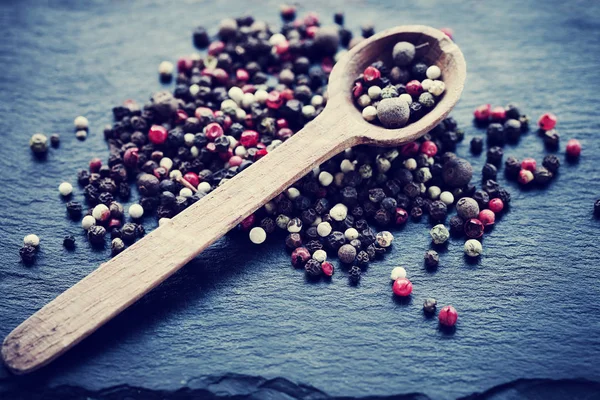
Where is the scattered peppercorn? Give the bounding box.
[423,298,437,313]
[464,239,483,257]
[19,245,36,264]
[464,218,484,239]
[63,235,76,249]
[30,133,48,154]
[392,278,413,296]
[438,305,458,327]
[424,249,439,267]
[88,225,107,246]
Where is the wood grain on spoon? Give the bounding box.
[2,25,466,374]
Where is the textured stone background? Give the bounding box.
[1,0,600,399]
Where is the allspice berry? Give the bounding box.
[442,158,473,188]
[456,197,480,220]
[338,243,357,264]
[137,173,160,196]
[314,26,340,55]
[376,98,410,129]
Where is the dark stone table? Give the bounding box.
[1,0,599,398]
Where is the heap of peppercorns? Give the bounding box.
[353,42,445,128]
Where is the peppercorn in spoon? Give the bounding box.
[2,25,466,374]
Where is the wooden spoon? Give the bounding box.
[2,25,466,374]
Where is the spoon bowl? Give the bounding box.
[327,25,466,146]
[2,25,466,375]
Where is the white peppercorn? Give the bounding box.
[179,188,193,198]
[23,234,40,247]
[30,133,49,154]
[81,215,96,230]
[92,204,110,221]
[464,239,483,257]
[428,80,445,96]
[376,231,394,248]
[58,182,73,196]
[249,227,267,244]
[362,106,377,121]
[318,171,333,186]
[129,204,144,219]
[340,159,355,173]
[390,266,406,280]
[439,191,454,205]
[330,203,348,221]
[427,185,441,200]
[312,249,327,262]
[74,116,89,130]
[367,85,382,99]
[399,93,412,104]
[198,182,211,193]
[426,65,441,80]
[344,228,359,240]
[317,222,332,237]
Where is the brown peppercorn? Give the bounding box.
[338,244,357,264]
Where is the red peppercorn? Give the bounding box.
[239,214,255,231]
[478,209,495,226]
[255,148,268,160]
[244,114,254,128]
[256,143,266,149]
[304,12,319,26]
[205,122,224,141]
[89,157,102,173]
[205,142,217,152]
[521,157,536,171]
[109,218,121,228]
[400,142,420,157]
[240,130,259,147]
[236,69,249,82]
[321,261,334,277]
[219,148,233,162]
[473,104,491,121]
[440,27,454,40]
[420,140,438,157]
[321,57,334,74]
[177,57,193,73]
[518,169,534,185]
[538,112,557,131]
[208,40,225,56]
[566,139,581,158]
[363,66,381,83]
[183,172,199,188]
[406,80,423,96]
[229,155,243,167]
[266,91,283,109]
[488,198,504,213]
[123,148,139,168]
[175,109,188,124]
[395,208,409,225]
[352,81,364,98]
[275,40,289,55]
[490,106,506,121]
[464,218,484,238]
[291,247,311,268]
[438,305,458,327]
[148,125,168,145]
[281,88,294,101]
[392,278,413,297]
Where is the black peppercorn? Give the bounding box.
[63,235,76,249]
[77,169,90,186]
[404,182,421,198]
[410,206,423,219]
[424,249,439,268]
[504,119,522,142]
[429,200,447,221]
[359,228,376,247]
[374,209,391,226]
[305,240,323,254]
[88,225,107,246]
[350,239,362,250]
[305,259,322,277]
[482,163,497,180]
[135,224,145,238]
[534,167,553,185]
[504,156,521,179]
[497,187,511,205]
[326,231,346,251]
[356,250,369,267]
[542,154,560,174]
[285,233,303,250]
[260,217,276,234]
[487,123,505,146]
[66,201,83,219]
[121,222,137,244]
[19,245,36,264]
[505,103,521,120]
[486,146,504,166]
[473,189,490,209]
[448,215,464,236]
[594,199,600,217]
[305,227,318,240]
[348,265,361,283]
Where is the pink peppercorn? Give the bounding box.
[488,198,504,213]
[109,218,121,228]
[123,148,139,168]
[321,261,334,277]
[281,88,294,101]
[212,68,229,85]
[205,123,224,141]
[440,27,454,40]
[490,106,506,121]
[464,218,484,238]
[219,148,233,162]
[236,69,249,82]
[566,139,581,158]
[239,214,255,231]
[321,57,334,74]
[518,169,534,185]
[406,80,423,96]
[392,278,413,297]
[304,12,319,26]
[400,142,420,157]
[175,109,188,124]
[395,208,409,225]
[277,128,293,140]
[177,57,193,73]
[148,125,168,145]
[183,172,199,188]
[240,130,259,147]
[363,66,381,83]
[352,81,364,98]
[291,247,311,268]
[538,112,557,131]
[521,158,536,171]
[275,40,289,55]
[473,104,491,121]
[420,140,438,157]
[478,209,495,226]
[89,157,102,173]
[438,305,458,327]
[266,91,283,109]
[276,118,288,129]
[255,148,268,160]
[229,156,243,167]
[305,25,318,38]
[208,40,225,56]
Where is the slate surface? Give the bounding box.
[0,0,600,399]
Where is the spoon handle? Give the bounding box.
[2,109,356,374]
